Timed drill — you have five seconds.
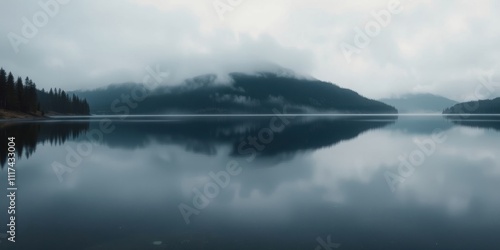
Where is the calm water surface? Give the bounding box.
[1,115,499,249]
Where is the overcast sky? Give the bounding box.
[1,0,499,100]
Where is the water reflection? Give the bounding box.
[446,115,500,131]
[1,116,397,166]
[0,122,89,168]
[94,116,396,157]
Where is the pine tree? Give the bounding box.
[48,88,54,112]
[1,67,90,115]
[24,77,30,111]
[29,80,38,112]
[0,68,6,109]
[61,90,68,113]
[83,99,90,114]
[6,72,17,110]
[22,77,37,113]
[16,77,25,112]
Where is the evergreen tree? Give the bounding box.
[23,77,37,113]
[0,68,6,108]
[16,77,25,112]
[1,67,90,115]
[28,79,38,112]
[6,72,17,110]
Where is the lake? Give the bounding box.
[1,115,499,249]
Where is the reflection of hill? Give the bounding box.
[0,122,89,168]
[1,116,397,167]
[89,116,397,158]
[388,116,454,135]
[446,116,500,131]
[231,116,397,157]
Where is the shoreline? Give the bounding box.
[0,109,47,120]
[0,109,93,121]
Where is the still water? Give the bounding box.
[1,115,499,249]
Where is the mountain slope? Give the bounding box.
[380,93,457,113]
[443,97,500,114]
[75,72,398,114]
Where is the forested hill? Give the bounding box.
[0,67,90,117]
[75,72,398,114]
[443,97,500,114]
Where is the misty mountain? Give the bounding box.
[379,93,457,113]
[443,97,500,114]
[74,72,397,114]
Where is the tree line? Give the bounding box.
[0,67,90,115]
[38,88,90,115]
